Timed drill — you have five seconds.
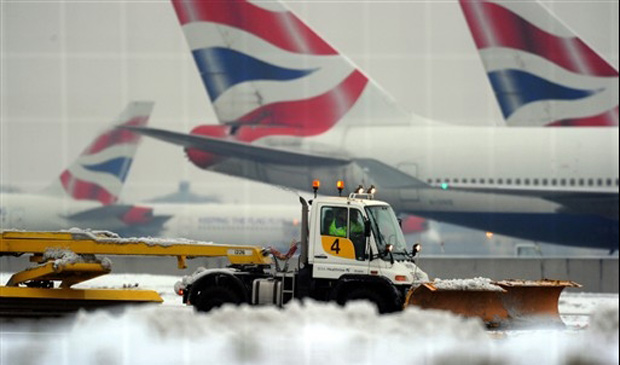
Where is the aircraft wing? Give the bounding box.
[123,126,351,167]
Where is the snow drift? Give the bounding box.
[2,298,618,365]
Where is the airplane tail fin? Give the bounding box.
[43,101,154,205]
[172,0,412,136]
[459,0,618,127]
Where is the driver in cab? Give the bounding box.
[329,209,348,237]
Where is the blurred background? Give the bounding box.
[1,0,618,257]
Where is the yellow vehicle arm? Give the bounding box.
[0,230,271,267]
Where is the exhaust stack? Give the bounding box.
[299,197,309,268]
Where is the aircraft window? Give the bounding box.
[588,179,593,186]
[560,179,566,186]
[533,179,539,185]
[471,178,477,184]
[515,179,521,185]
[524,179,530,185]
[551,179,557,185]
[578,179,584,186]
[506,179,512,184]
[606,178,612,186]
[444,178,450,183]
[616,178,619,186]
[427,179,432,184]
[597,179,602,186]
[436,179,441,184]
[489,178,494,184]
[542,179,547,186]
[453,178,459,183]
[480,178,485,184]
[569,179,575,186]
[497,179,503,184]
[462,178,468,184]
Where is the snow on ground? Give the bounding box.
[1,273,618,365]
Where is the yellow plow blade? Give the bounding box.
[404,279,581,327]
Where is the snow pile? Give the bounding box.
[41,248,112,270]
[66,227,120,237]
[2,297,619,365]
[1,272,618,365]
[431,277,504,291]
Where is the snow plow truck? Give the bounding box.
[175,181,579,327]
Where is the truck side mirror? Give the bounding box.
[385,244,394,265]
[412,243,422,258]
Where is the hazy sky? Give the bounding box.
[1,0,618,205]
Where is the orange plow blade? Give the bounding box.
[404,279,581,327]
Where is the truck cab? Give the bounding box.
[178,185,428,314]
[308,194,428,285]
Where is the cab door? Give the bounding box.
[312,205,371,280]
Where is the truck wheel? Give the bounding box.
[345,288,390,314]
[195,285,241,312]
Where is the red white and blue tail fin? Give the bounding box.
[44,101,154,205]
[459,0,618,127]
[172,0,412,137]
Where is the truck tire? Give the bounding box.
[195,285,242,312]
[344,287,391,314]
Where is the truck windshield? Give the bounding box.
[365,205,408,261]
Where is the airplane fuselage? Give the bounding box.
[206,124,619,249]
[149,203,301,247]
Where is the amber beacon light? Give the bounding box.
[312,179,320,198]
[336,180,345,196]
